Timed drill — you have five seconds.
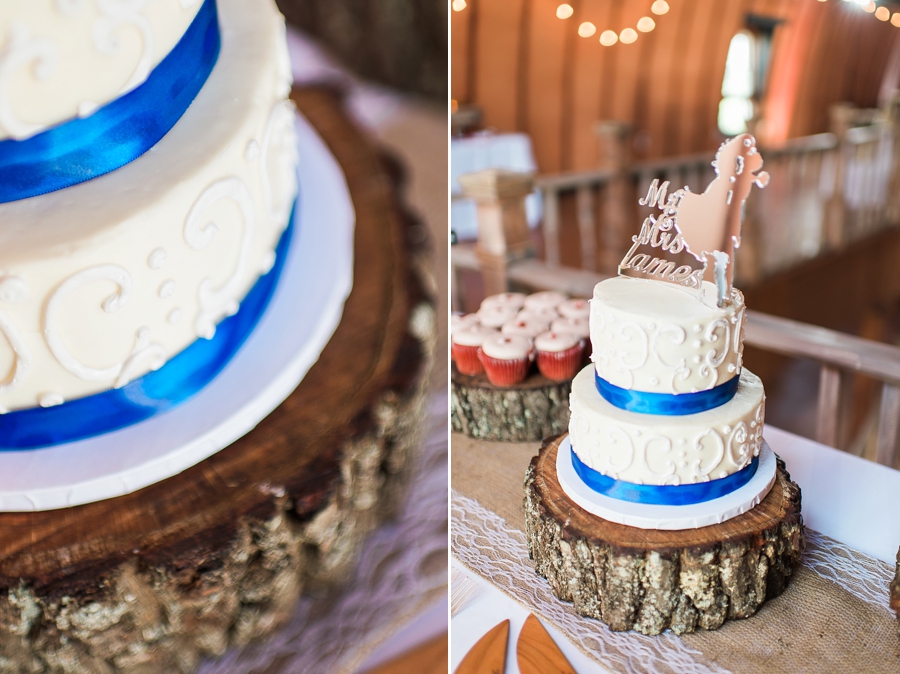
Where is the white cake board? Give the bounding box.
[556,434,777,530]
[0,113,354,512]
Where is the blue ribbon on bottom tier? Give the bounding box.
[595,371,740,416]
[570,446,759,505]
[0,0,220,203]
[0,204,296,450]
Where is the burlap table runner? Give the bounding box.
[451,433,900,673]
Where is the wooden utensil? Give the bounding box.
[454,619,509,674]
[516,614,576,674]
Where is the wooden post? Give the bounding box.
[594,120,634,275]
[459,169,535,296]
[824,103,855,249]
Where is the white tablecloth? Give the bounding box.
[451,133,542,240]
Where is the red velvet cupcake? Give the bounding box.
[534,331,584,381]
[557,298,590,320]
[477,334,534,387]
[452,325,498,375]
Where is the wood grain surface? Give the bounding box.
[515,614,575,674]
[0,86,435,673]
[364,632,448,674]
[451,365,572,442]
[524,434,805,635]
[454,619,509,674]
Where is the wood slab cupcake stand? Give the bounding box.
[524,434,805,635]
[451,367,572,442]
[0,87,435,672]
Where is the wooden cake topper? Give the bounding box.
[619,133,769,306]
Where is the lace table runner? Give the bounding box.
[451,434,900,674]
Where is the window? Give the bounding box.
[718,31,755,136]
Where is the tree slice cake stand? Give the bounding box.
[891,548,900,628]
[524,434,805,636]
[0,86,435,673]
[451,367,572,442]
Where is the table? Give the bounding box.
[452,426,900,673]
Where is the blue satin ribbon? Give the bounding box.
[595,371,739,416]
[0,0,220,203]
[0,203,296,450]
[571,446,759,506]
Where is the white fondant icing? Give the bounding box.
[184,176,256,339]
[591,276,745,394]
[0,309,30,396]
[167,308,182,324]
[147,247,166,270]
[260,99,299,226]
[0,275,27,303]
[568,366,765,486]
[158,279,175,298]
[38,392,64,407]
[244,138,260,162]
[0,0,202,140]
[260,249,276,274]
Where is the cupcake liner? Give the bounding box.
[452,342,484,375]
[477,348,534,387]
[536,341,585,381]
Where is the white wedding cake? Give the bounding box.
[561,133,775,528]
[0,0,299,445]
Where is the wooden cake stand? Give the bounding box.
[0,87,435,672]
[891,549,900,626]
[524,435,805,636]
[451,367,572,442]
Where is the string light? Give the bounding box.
[862,0,876,11]
[893,12,900,25]
[599,30,618,46]
[578,22,597,37]
[620,27,638,44]
[651,1,669,14]
[452,0,466,11]
[556,4,574,19]
[876,5,891,19]
[637,16,656,32]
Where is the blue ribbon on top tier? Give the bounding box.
[0,0,220,203]
[595,370,739,416]
[571,445,759,506]
[0,200,295,450]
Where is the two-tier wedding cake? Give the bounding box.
[525,135,805,635]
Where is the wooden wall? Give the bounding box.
[452,0,900,173]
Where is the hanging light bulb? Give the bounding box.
[651,1,669,15]
[556,4,574,19]
[637,17,656,32]
[892,12,900,26]
[452,0,466,11]
[877,5,891,20]
[578,22,597,37]
[620,27,638,44]
[863,1,876,12]
[599,30,618,46]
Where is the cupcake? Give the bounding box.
[452,325,498,375]
[477,304,518,329]
[478,334,534,387]
[516,306,559,323]
[451,313,480,335]
[480,292,527,312]
[523,291,567,312]
[501,317,549,339]
[534,331,585,381]
[557,298,590,320]
[550,316,590,339]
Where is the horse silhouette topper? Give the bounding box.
[618,133,769,307]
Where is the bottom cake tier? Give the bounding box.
[524,434,805,635]
[569,366,766,486]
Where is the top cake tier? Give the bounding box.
[0,0,203,141]
[590,276,746,395]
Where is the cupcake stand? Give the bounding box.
[0,88,436,671]
[451,366,572,442]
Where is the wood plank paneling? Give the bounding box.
[451,0,900,169]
